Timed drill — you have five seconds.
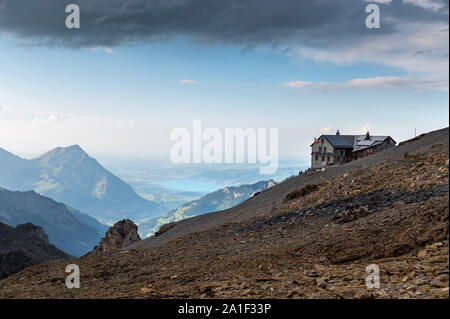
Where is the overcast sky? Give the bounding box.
[0,0,448,160]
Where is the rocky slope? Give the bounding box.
[131,127,449,250]
[0,127,448,299]
[138,180,276,238]
[0,145,164,224]
[0,222,67,280]
[0,188,107,256]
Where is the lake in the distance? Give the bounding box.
[154,179,225,193]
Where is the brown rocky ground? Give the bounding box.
[0,128,448,299]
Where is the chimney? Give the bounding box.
[336,130,340,136]
[365,131,370,140]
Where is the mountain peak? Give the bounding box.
[38,144,88,161]
[59,144,85,153]
[60,144,88,156]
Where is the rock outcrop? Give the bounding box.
[93,219,141,253]
[0,222,68,280]
[154,222,176,237]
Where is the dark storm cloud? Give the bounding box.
[0,0,448,48]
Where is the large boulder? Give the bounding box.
[94,219,141,253]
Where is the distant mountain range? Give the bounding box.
[138,180,277,238]
[0,187,108,256]
[0,145,165,224]
[0,222,68,280]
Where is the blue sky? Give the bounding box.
[0,0,448,160]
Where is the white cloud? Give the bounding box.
[284,81,313,88]
[363,0,393,3]
[116,120,136,129]
[361,123,371,134]
[85,47,118,54]
[320,126,331,133]
[363,0,445,8]
[403,0,446,11]
[32,112,65,124]
[46,112,64,123]
[284,76,447,91]
[104,48,117,55]
[179,79,199,85]
[295,22,449,92]
[343,123,373,135]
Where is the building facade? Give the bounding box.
[311,130,396,169]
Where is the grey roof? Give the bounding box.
[319,134,394,152]
[322,135,355,148]
[353,135,390,152]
